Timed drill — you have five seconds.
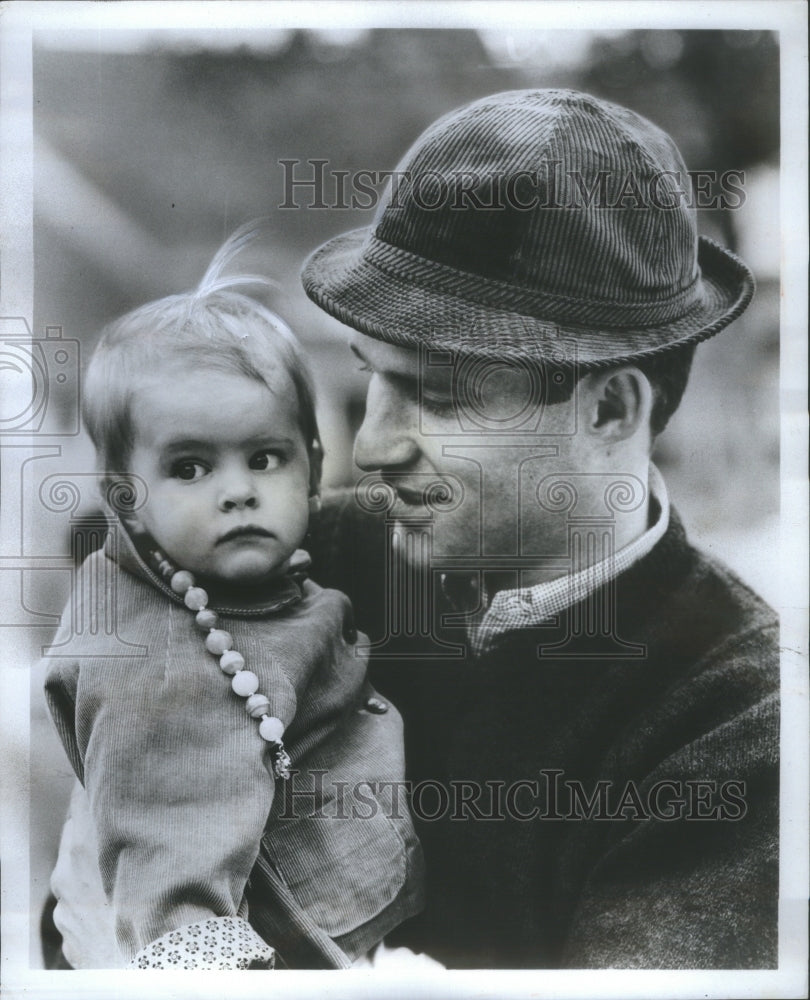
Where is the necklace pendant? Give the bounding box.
[271,742,292,781]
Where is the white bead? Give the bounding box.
[231,670,259,697]
[170,570,195,595]
[184,586,209,611]
[195,608,219,630]
[259,716,285,742]
[220,650,245,675]
[245,693,271,718]
[205,629,233,655]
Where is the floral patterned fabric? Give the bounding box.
[129,916,275,969]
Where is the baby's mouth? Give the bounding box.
[217,525,274,544]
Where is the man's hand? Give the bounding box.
[50,781,123,969]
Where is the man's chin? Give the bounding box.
[389,518,473,575]
[387,518,431,571]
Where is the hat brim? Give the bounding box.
[301,229,754,367]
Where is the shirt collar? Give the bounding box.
[467,464,670,655]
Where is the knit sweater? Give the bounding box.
[308,492,780,969]
[43,523,425,967]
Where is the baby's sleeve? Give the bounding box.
[44,650,278,968]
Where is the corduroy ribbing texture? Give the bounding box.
[302,89,754,363]
[43,527,425,966]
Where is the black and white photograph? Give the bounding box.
[1,2,807,998]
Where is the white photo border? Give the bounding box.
[1,3,807,998]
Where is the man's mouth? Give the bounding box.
[383,480,428,507]
[379,474,462,511]
[217,525,274,544]
[393,486,427,507]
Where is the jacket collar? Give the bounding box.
[106,513,304,618]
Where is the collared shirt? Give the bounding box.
[466,464,670,656]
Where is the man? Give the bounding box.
[46,89,778,971]
[300,90,779,968]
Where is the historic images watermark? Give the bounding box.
[276,769,749,822]
[1,317,84,633]
[0,315,150,652]
[279,159,747,211]
[0,318,80,436]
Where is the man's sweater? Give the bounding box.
[309,493,779,969]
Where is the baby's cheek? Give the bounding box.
[287,496,312,541]
[166,495,207,535]
[155,507,209,566]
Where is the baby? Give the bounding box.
[43,226,425,969]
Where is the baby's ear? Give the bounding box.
[100,472,150,532]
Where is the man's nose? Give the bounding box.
[218,468,258,511]
[353,379,420,471]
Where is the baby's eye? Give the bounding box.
[171,460,208,482]
[250,450,283,471]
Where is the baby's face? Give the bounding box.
[128,367,311,586]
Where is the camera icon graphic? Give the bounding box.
[417,338,579,438]
[0,317,81,435]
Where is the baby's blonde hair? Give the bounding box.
[83,221,321,492]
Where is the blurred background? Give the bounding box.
[27,26,779,964]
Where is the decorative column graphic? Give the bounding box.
[535,472,648,658]
[1,317,82,630]
[0,444,64,627]
[40,475,149,657]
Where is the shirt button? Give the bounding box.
[365,696,389,714]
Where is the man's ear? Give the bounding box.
[584,367,652,443]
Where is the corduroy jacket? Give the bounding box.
[43,522,425,967]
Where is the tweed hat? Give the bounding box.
[302,89,754,366]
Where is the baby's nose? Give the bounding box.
[218,473,258,511]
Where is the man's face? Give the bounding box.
[350,334,596,586]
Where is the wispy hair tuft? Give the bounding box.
[82,220,322,489]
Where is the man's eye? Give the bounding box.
[250,450,283,471]
[419,394,456,417]
[172,460,208,482]
[349,344,373,373]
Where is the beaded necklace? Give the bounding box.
[149,548,292,780]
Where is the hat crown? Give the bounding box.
[374,89,698,318]
[301,88,754,365]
